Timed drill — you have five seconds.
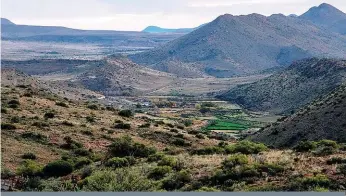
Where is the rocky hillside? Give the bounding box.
[129,5,346,77]
[218,58,346,114]
[300,3,346,35]
[74,56,179,96]
[249,85,346,148]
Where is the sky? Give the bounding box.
[1,0,346,31]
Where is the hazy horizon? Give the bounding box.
[1,0,346,31]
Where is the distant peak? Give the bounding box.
[318,3,335,9]
[1,18,15,25]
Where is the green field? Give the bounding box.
[206,120,249,131]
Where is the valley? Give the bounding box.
[1,2,346,193]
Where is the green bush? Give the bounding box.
[75,157,92,169]
[147,153,166,162]
[60,136,83,150]
[44,112,55,119]
[326,157,346,165]
[225,140,268,154]
[118,110,133,118]
[8,99,20,105]
[222,154,248,170]
[157,156,178,168]
[86,116,96,123]
[148,166,172,180]
[337,164,346,176]
[192,146,225,155]
[87,104,98,110]
[62,121,74,126]
[43,160,74,177]
[172,138,190,146]
[11,116,21,123]
[81,130,93,136]
[105,157,129,168]
[183,120,193,127]
[22,152,37,160]
[56,102,69,108]
[114,123,131,129]
[1,167,15,179]
[107,136,156,158]
[293,141,318,152]
[257,163,285,176]
[73,148,91,157]
[21,132,48,144]
[1,123,16,130]
[139,123,151,128]
[288,174,330,191]
[16,160,43,177]
[317,140,339,149]
[82,168,157,191]
[161,170,192,191]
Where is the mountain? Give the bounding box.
[129,12,346,78]
[217,58,346,114]
[1,18,15,25]
[249,85,346,148]
[142,26,195,33]
[1,19,182,47]
[299,3,346,35]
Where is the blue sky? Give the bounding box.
[1,0,346,31]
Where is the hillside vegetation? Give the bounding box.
[249,85,346,148]
[218,58,346,114]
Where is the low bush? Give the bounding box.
[222,154,248,170]
[73,148,91,157]
[22,152,37,160]
[43,160,74,177]
[172,138,190,147]
[87,104,98,110]
[81,130,93,136]
[337,164,346,176]
[161,170,192,191]
[56,102,69,108]
[139,123,151,128]
[82,168,157,191]
[62,121,74,126]
[21,132,48,144]
[44,112,55,119]
[288,174,330,191]
[60,136,83,150]
[118,110,133,118]
[192,146,225,155]
[225,140,268,154]
[107,136,156,158]
[8,99,20,105]
[86,116,96,123]
[105,157,129,168]
[16,160,43,177]
[157,156,178,168]
[11,116,21,123]
[114,123,131,129]
[1,123,16,130]
[326,157,346,165]
[148,166,172,180]
[75,157,92,169]
[147,153,166,162]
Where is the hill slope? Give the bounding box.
[129,10,346,77]
[217,58,346,114]
[249,85,346,148]
[300,3,346,35]
[142,26,195,33]
[1,18,15,25]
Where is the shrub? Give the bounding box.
[82,168,157,191]
[43,160,74,177]
[172,138,189,146]
[148,166,172,180]
[11,116,20,123]
[157,156,178,168]
[170,129,179,133]
[16,160,43,177]
[288,174,330,191]
[8,99,20,105]
[62,121,74,126]
[60,136,83,150]
[105,157,129,168]
[195,133,205,139]
[118,110,133,118]
[162,170,192,191]
[21,132,48,144]
[1,108,7,113]
[44,112,55,119]
[147,153,166,162]
[257,163,285,176]
[293,141,317,152]
[73,148,91,157]
[107,136,156,158]
[86,116,96,123]
[1,123,16,130]
[337,164,346,176]
[225,140,268,154]
[22,152,37,160]
[114,123,131,129]
[139,123,151,128]
[177,125,185,130]
[87,104,98,110]
[80,166,94,179]
[32,121,49,128]
[56,102,69,108]
[313,146,336,156]
[326,157,346,165]
[317,140,339,149]
[75,157,92,169]
[222,154,248,170]
[183,120,193,127]
[192,146,225,155]
[81,130,93,136]
[1,167,15,179]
